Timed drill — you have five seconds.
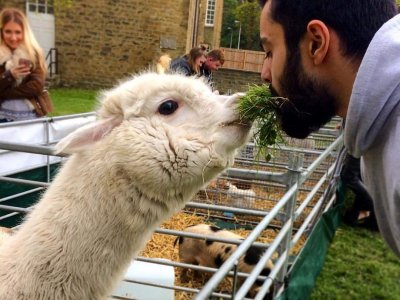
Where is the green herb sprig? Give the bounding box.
[237,84,284,159]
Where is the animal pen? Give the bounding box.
[0,113,345,300]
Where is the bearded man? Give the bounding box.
[259,0,400,255]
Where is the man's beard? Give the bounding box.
[272,48,337,139]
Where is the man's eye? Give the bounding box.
[158,100,179,115]
[264,51,272,59]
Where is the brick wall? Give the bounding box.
[55,0,191,88]
[0,0,25,10]
[1,1,224,88]
[213,68,264,94]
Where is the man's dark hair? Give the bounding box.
[260,0,398,61]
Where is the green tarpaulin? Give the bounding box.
[277,183,345,300]
[0,165,59,227]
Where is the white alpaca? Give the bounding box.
[0,72,252,299]
[0,227,12,247]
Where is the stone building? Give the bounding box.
[0,0,224,87]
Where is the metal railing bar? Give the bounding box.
[154,228,271,248]
[185,201,269,217]
[136,257,269,281]
[234,221,291,299]
[194,183,297,300]
[0,176,50,187]
[0,112,95,128]
[0,141,66,157]
[323,194,337,214]
[0,211,19,221]
[274,145,324,155]
[225,168,288,185]
[0,161,61,177]
[294,164,334,218]
[0,187,44,203]
[118,278,232,299]
[254,250,288,300]
[0,204,32,213]
[292,194,326,246]
[181,209,284,231]
[302,135,343,178]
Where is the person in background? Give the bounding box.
[200,48,225,91]
[169,46,206,77]
[259,0,400,255]
[156,54,171,74]
[0,7,47,122]
[340,152,378,231]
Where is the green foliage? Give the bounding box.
[220,0,241,48]
[237,84,283,159]
[234,1,261,50]
[220,0,261,50]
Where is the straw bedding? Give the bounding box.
[140,210,306,299]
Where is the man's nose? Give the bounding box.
[261,59,272,83]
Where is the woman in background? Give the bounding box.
[0,7,47,122]
[169,46,206,76]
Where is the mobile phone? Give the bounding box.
[19,58,32,67]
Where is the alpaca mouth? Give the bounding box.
[221,119,252,128]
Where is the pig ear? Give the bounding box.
[54,117,122,154]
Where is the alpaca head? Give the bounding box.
[55,72,252,199]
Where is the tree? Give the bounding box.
[220,0,241,48]
[220,0,261,50]
[234,1,260,50]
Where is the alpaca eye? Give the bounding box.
[158,100,179,115]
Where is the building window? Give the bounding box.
[205,0,216,27]
[27,0,54,14]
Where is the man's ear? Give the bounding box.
[306,20,330,65]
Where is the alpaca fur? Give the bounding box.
[0,72,252,299]
[0,227,13,248]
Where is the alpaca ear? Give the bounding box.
[55,117,122,154]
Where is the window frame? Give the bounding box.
[205,0,216,27]
[27,0,54,15]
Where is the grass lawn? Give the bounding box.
[48,87,400,299]
[48,88,99,117]
[311,225,400,300]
